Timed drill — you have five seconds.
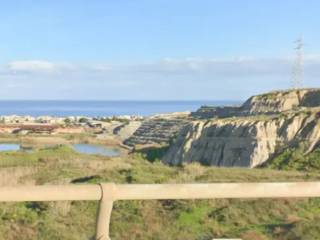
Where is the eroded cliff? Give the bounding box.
[164,89,320,168]
[164,112,320,167]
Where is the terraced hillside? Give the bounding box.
[124,115,190,147]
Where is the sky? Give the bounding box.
[0,0,320,100]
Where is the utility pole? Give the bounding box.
[292,36,304,89]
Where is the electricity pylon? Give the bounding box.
[292,37,304,89]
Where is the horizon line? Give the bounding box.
[0,99,243,102]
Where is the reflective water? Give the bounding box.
[73,144,120,157]
[0,143,21,152]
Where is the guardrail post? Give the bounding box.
[96,183,116,240]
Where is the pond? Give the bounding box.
[72,144,120,157]
[0,143,21,152]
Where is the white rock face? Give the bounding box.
[165,89,320,168]
[163,112,320,168]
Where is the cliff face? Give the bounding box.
[164,89,320,168]
[163,112,320,167]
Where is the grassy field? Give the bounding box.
[1,144,320,239]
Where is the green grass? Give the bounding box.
[1,144,320,239]
[0,145,78,167]
[268,147,320,171]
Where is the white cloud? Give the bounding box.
[5,60,82,75]
[91,64,113,72]
[7,60,57,73]
[125,55,320,80]
[0,55,319,100]
[4,55,320,77]
[141,57,289,75]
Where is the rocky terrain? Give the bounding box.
[164,89,320,168]
[124,112,190,147]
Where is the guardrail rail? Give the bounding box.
[1,182,320,240]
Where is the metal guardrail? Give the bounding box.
[1,182,320,240]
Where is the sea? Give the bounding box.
[0,100,241,117]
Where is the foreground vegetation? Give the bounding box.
[268,146,320,172]
[1,144,320,239]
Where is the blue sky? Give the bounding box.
[0,0,320,100]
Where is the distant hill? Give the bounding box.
[192,88,320,118]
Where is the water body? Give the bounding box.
[0,100,240,117]
[73,144,120,157]
[0,143,21,152]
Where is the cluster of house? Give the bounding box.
[0,115,144,135]
[0,115,143,124]
[0,115,67,124]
